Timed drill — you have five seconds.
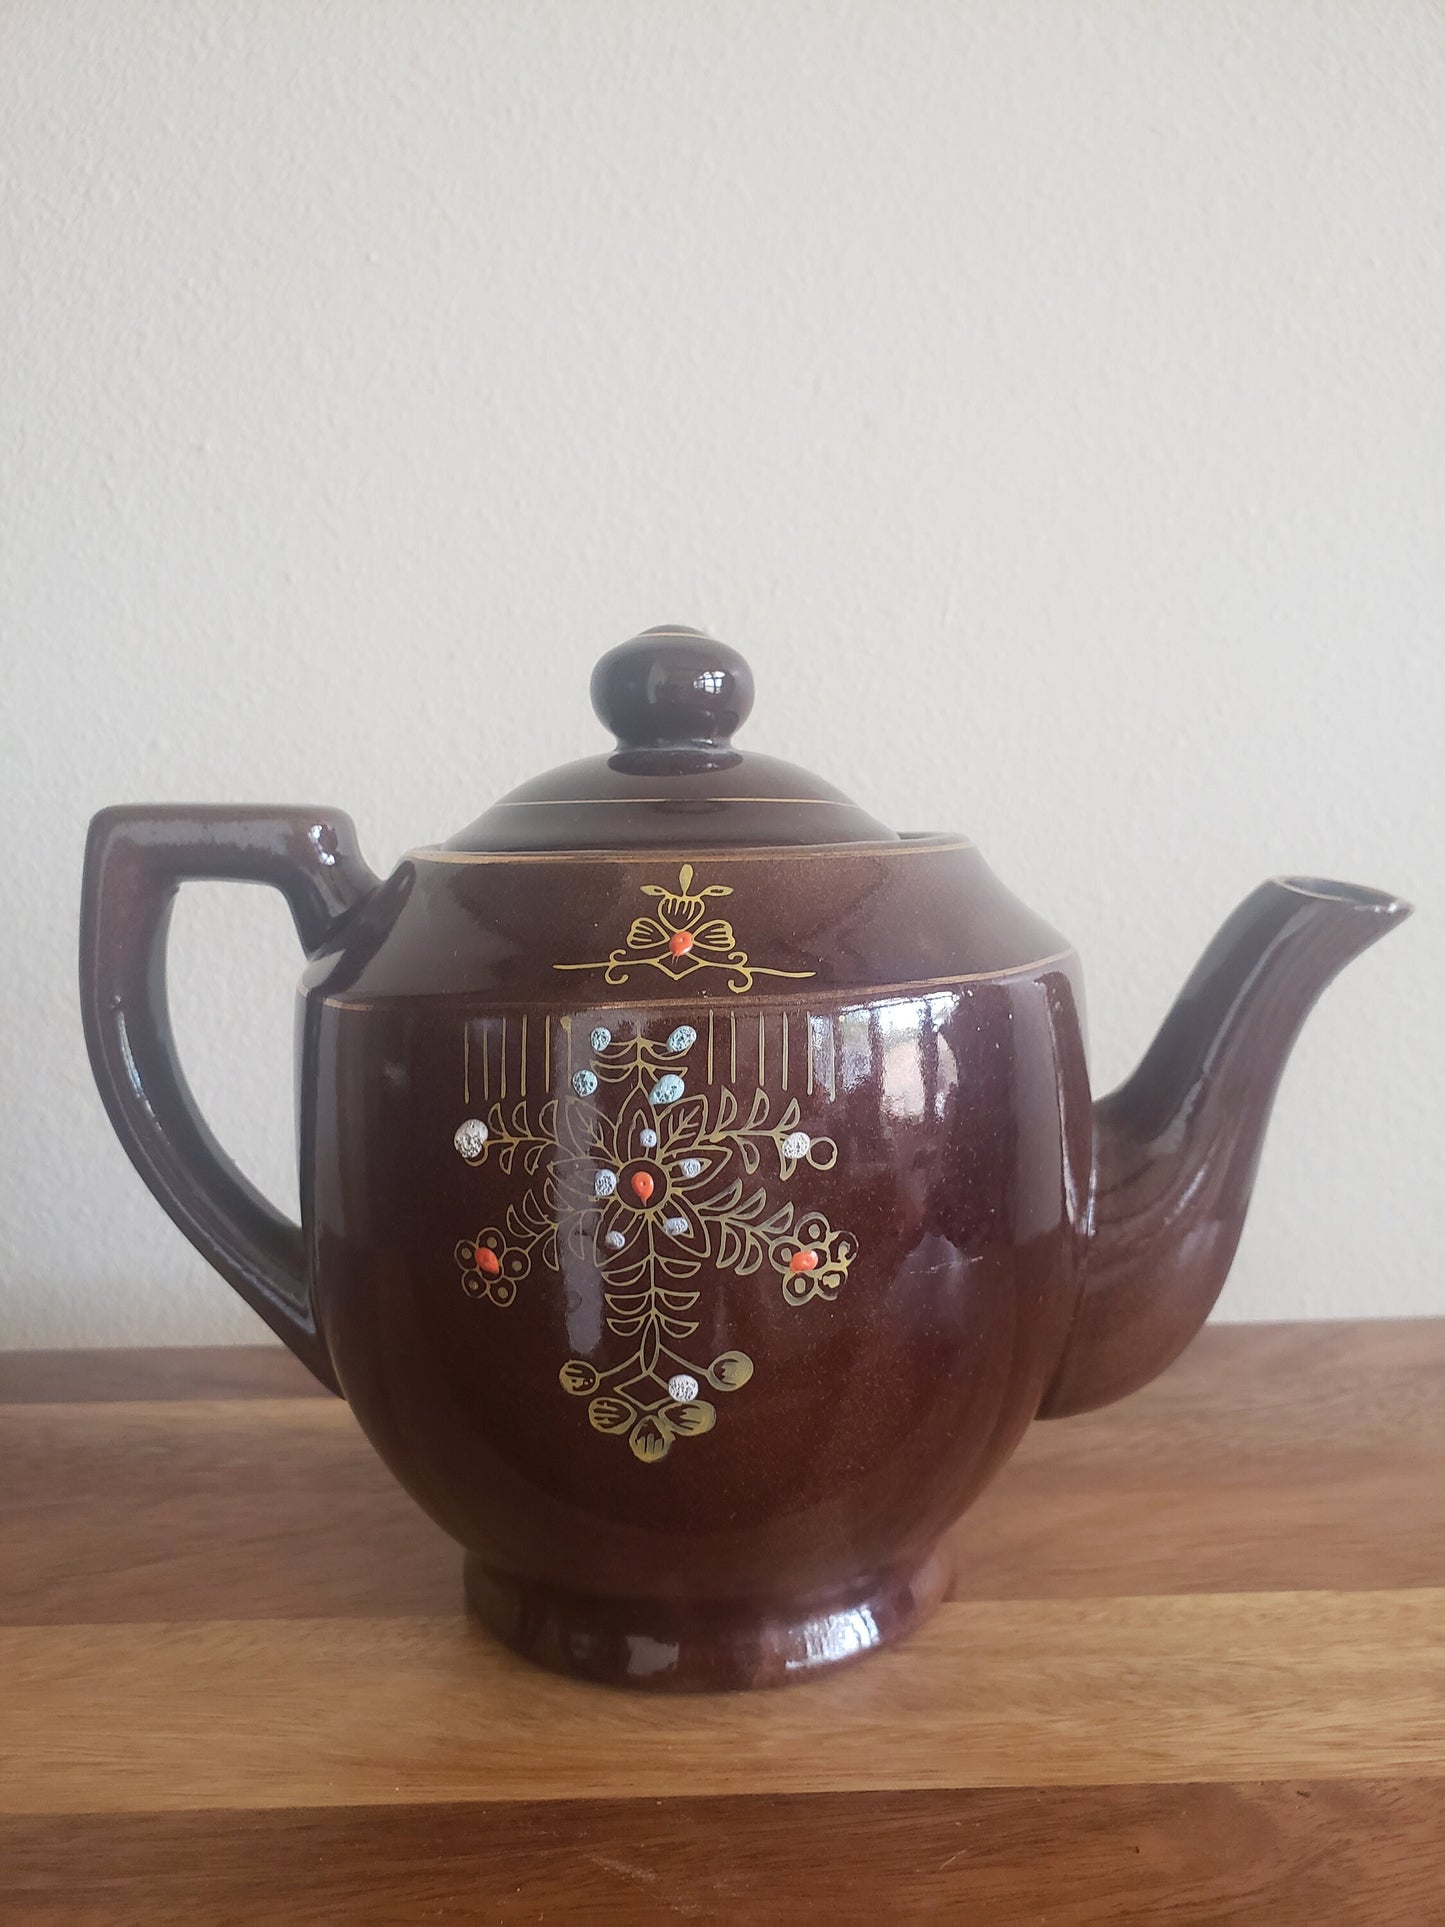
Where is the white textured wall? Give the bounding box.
[3,1,1441,1349]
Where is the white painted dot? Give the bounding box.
[666,1025,698,1053]
[454,1119,489,1159]
[594,1170,618,1197]
[605,1230,626,1249]
[572,1070,598,1097]
[663,1215,690,1236]
[781,1131,812,1160]
[650,1074,685,1105]
[678,1157,703,1179]
[590,1026,613,1052]
[639,1128,658,1149]
[667,1373,700,1403]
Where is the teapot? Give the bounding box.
[80,626,1410,1691]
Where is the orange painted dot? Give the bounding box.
[476,1248,501,1276]
[669,930,694,958]
[789,1249,819,1274]
[631,1171,656,1203]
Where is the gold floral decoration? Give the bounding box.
[553,862,814,995]
[452,1020,856,1463]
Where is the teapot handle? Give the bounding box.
[79,806,379,1393]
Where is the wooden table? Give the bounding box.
[2,1320,1442,1921]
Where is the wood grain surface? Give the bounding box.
[2,1320,1442,1921]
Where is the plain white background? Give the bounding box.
[2,1,1440,1348]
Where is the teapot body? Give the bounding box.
[301,837,1086,1686]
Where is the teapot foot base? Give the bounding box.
[462,1543,954,1693]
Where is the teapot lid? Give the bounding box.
[445,625,897,852]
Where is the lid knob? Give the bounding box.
[590,625,755,750]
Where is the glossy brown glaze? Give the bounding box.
[1041,877,1411,1416]
[79,806,377,1391]
[77,630,1413,1691]
[448,626,895,851]
[305,941,1082,1688]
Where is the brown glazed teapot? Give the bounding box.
[80,627,1411,1691]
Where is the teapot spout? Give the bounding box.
[1040,876,1411,1418]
